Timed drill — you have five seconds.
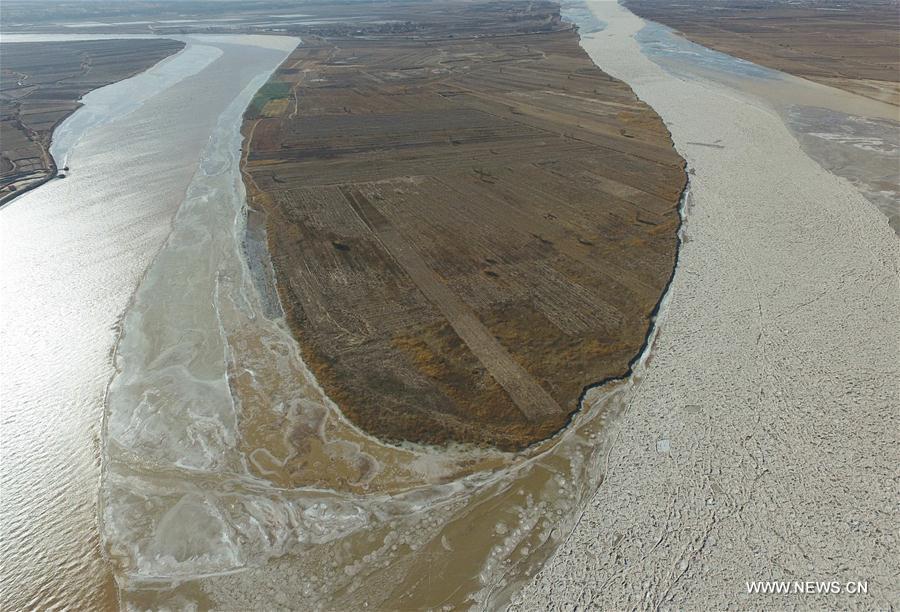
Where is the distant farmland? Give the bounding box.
[624,0,900,107]
[0,38,184,203]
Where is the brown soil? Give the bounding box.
[242,0,686,450]
[0,38,185,203]
[624,0,900,107]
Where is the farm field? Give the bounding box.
[0,38,184,203]
[242,0,686,450]
[624,0,900,107]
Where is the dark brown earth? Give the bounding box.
[0,38,184,203]
[242,0,686,450]
[624,0,900,107]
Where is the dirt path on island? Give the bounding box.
[341,187,564,421]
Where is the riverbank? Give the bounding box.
[513,1,900,608]
[0,38,184,204]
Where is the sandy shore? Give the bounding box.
[511,1,900,609]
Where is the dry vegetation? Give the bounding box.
[624,0,900,106]
[0,39,184,203]
[242,0,686,450]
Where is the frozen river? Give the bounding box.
[515,1,899,608]
[2,2,896,608]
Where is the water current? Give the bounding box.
[0,34,297,610]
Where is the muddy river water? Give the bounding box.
[0,33,297,609]
[2,2,897,609]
